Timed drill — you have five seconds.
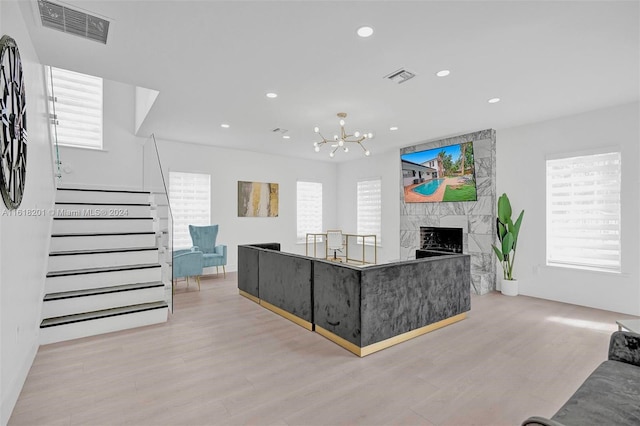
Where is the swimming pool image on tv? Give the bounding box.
[413,178,445,196]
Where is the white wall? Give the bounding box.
[56,80,145,190]
[154,139,339,272]
[336,153,401,264]
[0,1,57,424]
[497,102,640,315]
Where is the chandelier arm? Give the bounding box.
[344,135,366,143]
[317,131,329,142]
[358,142,368,152]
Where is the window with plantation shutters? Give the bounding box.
[169,172,211,250]
[546,151,621,273]
[297,181,323,243]
[357,178,381,245]
[46,66,103,149]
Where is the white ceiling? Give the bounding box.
[19,0,640,162]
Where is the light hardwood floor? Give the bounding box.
[10,273,636,425]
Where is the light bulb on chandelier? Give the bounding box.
[312,112,373,158]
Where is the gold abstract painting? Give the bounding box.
[237,181,279,217]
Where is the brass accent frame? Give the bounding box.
[238,290,313,331]
[316,312,467,357]
[260,300,314,331]
[305,232,377,265]
[344,234,377,265]
[238,289,260,304]
[305,233,323,258]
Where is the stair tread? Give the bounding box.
[50,246,159,256]
[52,231,156,237]
[57,187,151,194]
[44,281,165,301]
[46,263,161,278]
[41,301,168,328]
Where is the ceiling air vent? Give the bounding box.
[384,68,416,84]
[37,0,110,44]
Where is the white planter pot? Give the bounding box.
[501,278,519,296]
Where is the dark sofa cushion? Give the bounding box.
[609,330,640,367]
[249,242,281,251]
[552,360,640,426]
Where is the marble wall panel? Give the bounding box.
[469,215,493,235]
[475,157,493,179]
[468,234,495,254]
[399,129,496,294]
[476,176,492,196]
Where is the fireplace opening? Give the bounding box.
[417,227,463,258]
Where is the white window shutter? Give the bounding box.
[169,172,211,250]
[297,181,323,243]
[357,178,382,244]
[47,66,103,149]
[546,152,621,272]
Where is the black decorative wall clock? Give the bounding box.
[0,35,27,210]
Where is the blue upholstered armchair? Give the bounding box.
[188,224,227,277]
[172,249,204,291]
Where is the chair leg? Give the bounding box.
[186,276,190,288]
[223,265,226,278]
[216,266,219,276]
[196,276,201,291]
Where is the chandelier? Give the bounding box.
[313,112,373,158]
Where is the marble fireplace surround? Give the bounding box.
[400,129,497,294]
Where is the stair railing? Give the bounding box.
[143,134,174,312]
[45,65,63,183]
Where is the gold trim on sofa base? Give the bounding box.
[259,300,314,331]
[238,290,260,304]
[316,312,467,357]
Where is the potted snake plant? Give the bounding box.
[492,193,524,296]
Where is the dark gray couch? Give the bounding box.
[522,331,640,426]
[238,242,471,356]
[237,243,314,329]
[313,254,470,352]
[237,242,281,300]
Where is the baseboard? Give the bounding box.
[316,312,467,357]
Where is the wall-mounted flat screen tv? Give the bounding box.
[401,141,477,203]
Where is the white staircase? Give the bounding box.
[40,187,170,345]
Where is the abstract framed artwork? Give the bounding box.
[237,181,279,217]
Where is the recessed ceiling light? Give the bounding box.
[389,126,398,131]
[282,135,290,139]
[221,123,230,128]
[266,92,278,98]
[436,70,450,77]
[488,97,501,104]
[357,26,374,38]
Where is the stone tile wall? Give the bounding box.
[399,129,496,294]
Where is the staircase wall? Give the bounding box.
[56,79,146,190]
[0,1,57,424]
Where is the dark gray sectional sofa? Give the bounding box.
[522,331,640,426]
[237,242,471,356]
[313,254,470,355]
[237,242,314,329]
